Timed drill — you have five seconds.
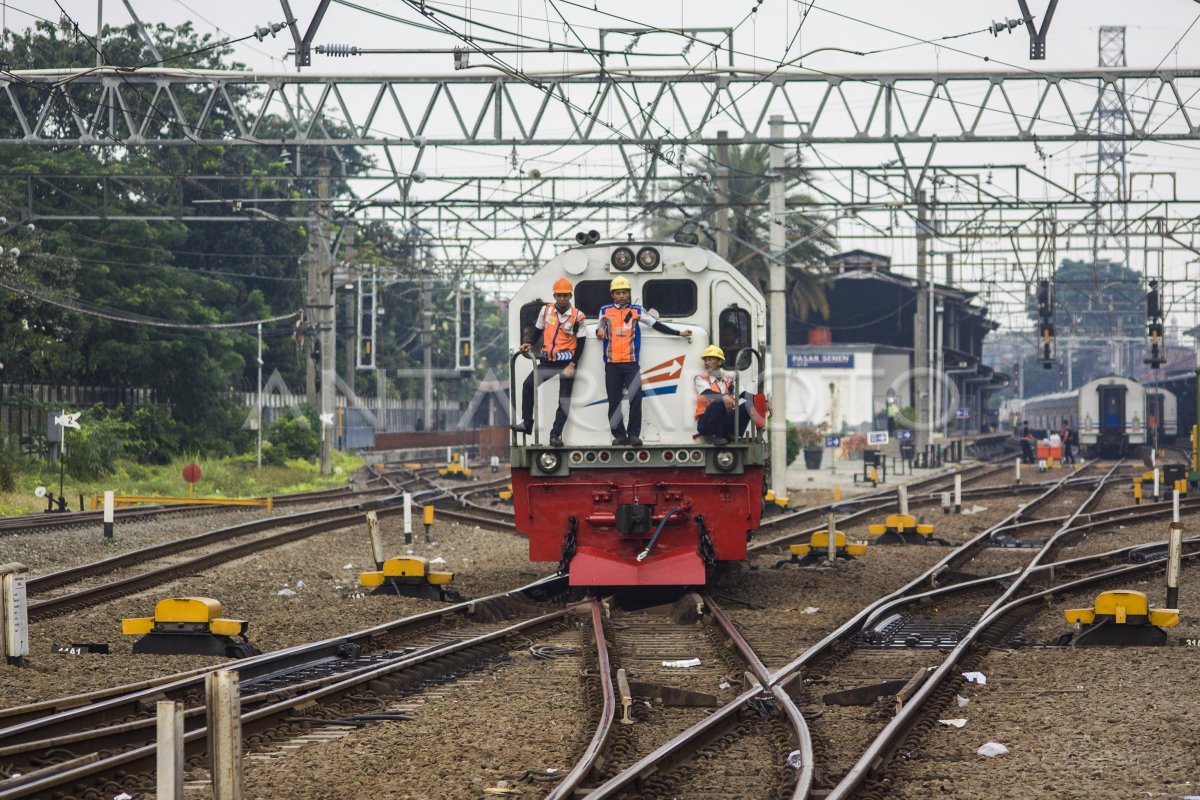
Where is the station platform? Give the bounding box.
[785,436,985,499]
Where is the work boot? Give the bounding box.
[549,435,564,447]
[510,421,532,434]
[627,436,643,447]
[612,436,629,446]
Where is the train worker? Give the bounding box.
[1020,421,1035,464]
[510,277,587,447]
[1060,419,1076,465]
[596,275,691,446]
[693,345,758,444]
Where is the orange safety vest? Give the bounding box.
[541,305,585,362]
[694,373,734,419]
[599,304,645,363]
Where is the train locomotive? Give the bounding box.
[1021,375,1147,458]
[508,238,768,586]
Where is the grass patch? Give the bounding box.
[1,450,364,517]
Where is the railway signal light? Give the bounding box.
[1035,279,1056,368]
[1145,280,1165,368]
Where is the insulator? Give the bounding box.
[319,43,359,57]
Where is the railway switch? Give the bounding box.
[360,556,462,601]
[775,530,867,566]
[868,514,942,545]
[121,597,260,658]
[1060,590,1178,647]
[438,452,472,480]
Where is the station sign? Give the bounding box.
[867,431,889,445]
[786,353,855,369]
[825,435,841,448]
[955,408,971,419]
[897,429,914,442]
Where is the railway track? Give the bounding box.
[19,468,517,622]
[0,577,569,800]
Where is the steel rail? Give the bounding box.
[0,605,573,800]
[828,503,1195,797]
[703,593,814,799]
[545,599,615,800]
[0,575,565,761]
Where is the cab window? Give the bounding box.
[572,280,611,317]
[643,279,698,317]
[718,306,752,363]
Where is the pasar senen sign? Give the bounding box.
[787,353,855,368]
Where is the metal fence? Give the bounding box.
[0,383,156,452]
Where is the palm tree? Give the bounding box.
[647,142,836,321]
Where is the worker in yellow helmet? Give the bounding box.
[596,275,691,446]
[511,277,586,447]
[693,345,762,444]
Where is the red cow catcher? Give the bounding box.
[513,446,765,586]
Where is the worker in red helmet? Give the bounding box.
[511,277,587,447]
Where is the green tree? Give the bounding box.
[651,143,837,321]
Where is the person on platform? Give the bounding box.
[1020,421,1035,464]
[510,277,586,448]
[596,276,691,446]
[693,345,759,444]
[1060,419,1076,465]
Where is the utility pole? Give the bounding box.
[421,269,434,432]
[256,323,263,468]
[914,190,930,453]
[768,116,788,503]
[715,130,731,262]
[308,158,335,475]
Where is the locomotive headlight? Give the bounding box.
[636,246,660,270]
[714,449,737,472]
[538,451,561,473]
[611,246,635,271]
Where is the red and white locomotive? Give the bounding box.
[509,237,769,586]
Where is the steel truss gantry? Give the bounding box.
[4,66,1200,148]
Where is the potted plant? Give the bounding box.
[795,422,827,469]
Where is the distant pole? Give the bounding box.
[256,323,263,468]
[422,272,434,432]
[95,0,103,68]
[914,190,930,454]
[715,130,731,262]
[768,115,788,503]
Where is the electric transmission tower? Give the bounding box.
[1091,26,1130,267]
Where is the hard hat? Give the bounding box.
[610,276,631,292]
[702,345,726,361]
[552,277,573,293]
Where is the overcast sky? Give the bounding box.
[11,1,1200,331]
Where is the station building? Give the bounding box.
[785,250,1003,434]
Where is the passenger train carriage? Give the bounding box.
[1146,387,1178,445]
[509,240,768,586]
[1020,375,1147,457]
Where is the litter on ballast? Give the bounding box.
[277,588,297,597]
[719,681,732,690]
[977,741,1009,758]
[938,718,967,728]
[962,671,987,685]
[295,580,305,588]
[430,556,447,565]
[786,750,804,769]
[802,607,820,614]
[662,658,701,668]
[114,793,134,800]
[343,563,354,570]
[956,695,970,707]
